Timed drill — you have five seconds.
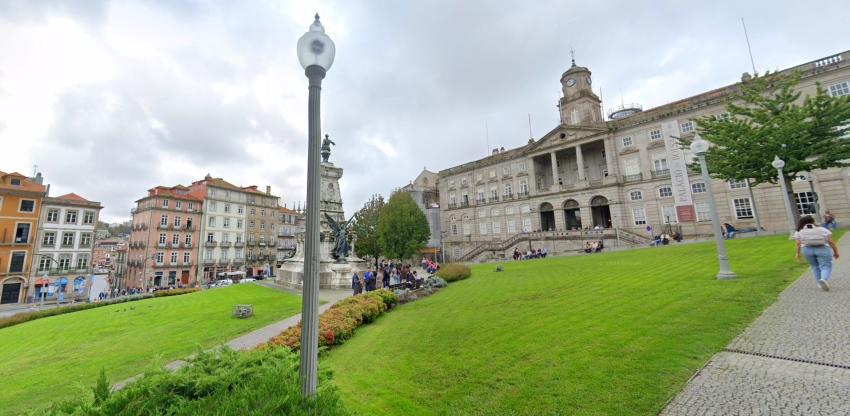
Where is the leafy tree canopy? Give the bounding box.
[679,70,850,186]
[352,194,385,260]
[376,191,430,261]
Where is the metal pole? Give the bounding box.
[808,178,822,224]
[300,64,325,395]
[745,179,762,232]
[697,154,736,279]
[775,168,797,237]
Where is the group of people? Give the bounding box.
[652,231,683,246]
[421,258,440,274]
[513,247,547,260]
[352,259,429,296]
[584,241,604,253]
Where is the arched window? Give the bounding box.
[539,203,554,212]
[563,199,579,209]
[590,196,609,206]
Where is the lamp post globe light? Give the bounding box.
[690,134,736,279]
[296,13,335,396]
[771,155,797,237]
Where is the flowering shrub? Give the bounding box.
[364,289,399,309]
[153,288,200,297]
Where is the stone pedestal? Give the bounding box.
[275,161,368,290]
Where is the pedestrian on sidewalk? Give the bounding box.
[795,215,840,291]
[351,269,363,296]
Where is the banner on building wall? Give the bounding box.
[662,120,696,221]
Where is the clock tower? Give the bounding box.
[558,55,603,126]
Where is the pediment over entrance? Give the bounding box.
[526,125,607,154]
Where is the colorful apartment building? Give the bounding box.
[241,185,280,277]
[277,205,303,261]
[31,192,102,302]
[0,171,47,304]
[128,185,202,289]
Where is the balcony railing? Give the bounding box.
[518,191,529,197]
[489,196,499,203]
[172,224,183,230]
[182,262,192,267]
[185,225,194,231]
[170,243,180,248]
[158,223,169,230]
[234,241,245,248]
[157,243,167,248]
[651,169,671,179]
[502,194,514,200]
[183,243,192,248]
[205,241,217,248]
[203,258,216,265]
[476,198,486,204]
[268,240,276,247]
[233,258,244,264]
[448,203,457,209]
[258,241,266,247]
[623,173,643,183]
[461,201,469,207]
[247,241,256,247]
[220,242,232,248]
[37,267,93,275]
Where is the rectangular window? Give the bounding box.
[206,250,213,260]
[728,179,747,189]
[80,233,92,246]
[171,252,178,264]
[462,223,471,236]
[65,210,78,223]
[250,208,256,215]
[694,201,711,221]
[210,188,217,197]
[58,254,71,269]
[183,252,191,263]
[650,129,662,140]
[76,254,89,270]
[158,233,166,244]
[250,220,255,228]
[47,209,59,222]
[172,234,179,245]
[18,199,35,212]
[479,221,487,235]
[223,218,230,228]
[623,158,640,176]
[237,219,243,229]
[691,182,706,194]
[522,218,532,233]
[221,250,228,260]
[451,223,458,235]
[174,216,182,227]
[489,170,496,178]
[622,136,633,147]
[61,232,75,246]
[632,207,647,225]
[185,235,192,245]
[207,233,214,242]
[502,166,511,175]
[492,220,501,234]
[235,250,243,259]
[661,205,678,223]
[518,162,526,172]
[224,204,231,213]
[794,191,815,215]
[715,112,730,120]
[453,248,460,259]
[188,202,194,210]
[15,223,30,243]
[175,200,182,209]
[507,219,516,233]
[681,121,694,133]
[208,216,216,227]
[83,211,95,225]
[829,81,849,97]
[260,221,266,229]
[210,201,217,212]
[155,252,164,264]
[162,199,169,208]
[43,232,56,246]
[238,205,244,214]
[653,153,669,172]
[9,252,25,273]
[160,215,168,226]
[39,257,52,271]
[733,198,753,219]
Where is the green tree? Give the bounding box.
[352,194,385,260]
[681,71,850,219]
[376,191,430,261]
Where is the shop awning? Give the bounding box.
[35,278,49,285]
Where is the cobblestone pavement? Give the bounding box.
[661,235,850,415]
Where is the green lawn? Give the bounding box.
[323,234,826,415]
[0,283,302,415]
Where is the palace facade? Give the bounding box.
[438,51,850,262]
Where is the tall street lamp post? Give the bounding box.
[772,156,797,237]
[690,134,736,279]
[805,173,821,224]
[296,13,335,396]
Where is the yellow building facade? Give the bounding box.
[0,171,46,304]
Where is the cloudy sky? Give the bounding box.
[1,0,848,223]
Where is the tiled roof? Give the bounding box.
[278,206,299,214]
[0,171,47,193]
[56,193,88,201]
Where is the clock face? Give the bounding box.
[566,78,576,87]
[586,76,592,85]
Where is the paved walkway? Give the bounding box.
[660,234,850,415]
[111,284,351,389]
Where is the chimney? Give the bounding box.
[266,185,271,195]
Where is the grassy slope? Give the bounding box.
[323,235,822,415]
[0,283,302,414]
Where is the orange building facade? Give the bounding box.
[0,171,47,304]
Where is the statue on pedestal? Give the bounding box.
[325,213,354,263]
[321,134,335,163]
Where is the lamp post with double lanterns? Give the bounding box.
[690,134,737,279]
[296,13,335,396]
[772,155,797,237]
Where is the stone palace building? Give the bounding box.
[438,50,850,262]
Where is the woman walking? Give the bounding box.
[795,215,840,291]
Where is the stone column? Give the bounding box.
[575,144,585,181]
[550,151,559,189]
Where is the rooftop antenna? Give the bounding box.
[528,114,533,142]
[742,18,757,75]
[486,121,490,156]
[619,83,625,108]
[570,44,576,67]
[32,164,38,176]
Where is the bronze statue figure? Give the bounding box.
[324,212,353,262]
[321,134,335,163]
